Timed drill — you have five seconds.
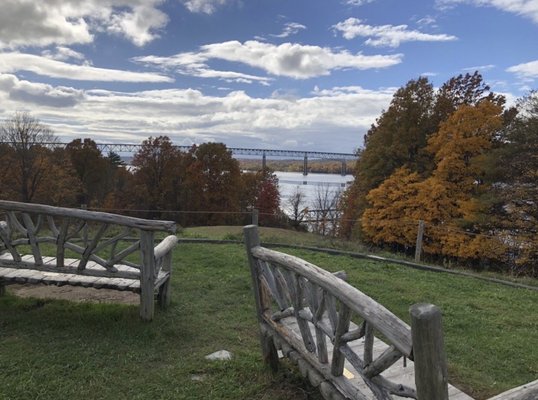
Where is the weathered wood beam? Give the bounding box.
[0,221,21,262]
[78,223,109,271]
[487,379,538,400]
[409,303,448,400]
[0,200,176,233]
[154,235,178,260]
[0,258,139,280]
[21,213,43,266]
[330,304,351,377]
[363,345,402,378]
[139,230,155,321]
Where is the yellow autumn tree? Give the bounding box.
[362,101,507,263]
[361,167,422,246]
[420,101,506,261]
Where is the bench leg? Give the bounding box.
[261,327,279,373]
[139,294,154,321]
[157,277,171,309]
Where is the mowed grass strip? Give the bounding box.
[0,243,536,400]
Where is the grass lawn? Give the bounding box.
[0,241,537,399]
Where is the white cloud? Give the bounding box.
[0,73,84,107]
[134,40,402,81]
[0,52,173,82]
[462,64,496,72]
[270,22,307,38]
[333,18,457,47]
[133,52,272,84]
[107,4,169,46]
[437,0,538,24]
[180,0,229,14]
[41,47,88,63]
[507,59,538,80]
[345,0,376,6]
[0,77,395,151]
[420,71,439,77]
[0,0,168,48]
[416,16,438,28]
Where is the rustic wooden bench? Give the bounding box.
[0,200,178,321]
[243,225,538,400]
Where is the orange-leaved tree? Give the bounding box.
[362,101,507,264]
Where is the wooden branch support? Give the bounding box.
[330,304,351,377]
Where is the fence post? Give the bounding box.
[415,220,425,262]
[409,303,449,400]
[252,208,259,226]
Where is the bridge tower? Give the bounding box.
[341,160,347,176]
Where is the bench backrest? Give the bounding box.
[244,225,449,400]
[0,200,177,280]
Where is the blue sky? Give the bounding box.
[0,0,536,153]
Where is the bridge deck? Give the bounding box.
[280,316,473,399]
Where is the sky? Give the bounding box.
[0,0,537,153]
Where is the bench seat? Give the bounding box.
[0,255,170,292]
[0,200,178,320]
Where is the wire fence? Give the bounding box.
[1,204,535,275]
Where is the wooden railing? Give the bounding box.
[0,200,178,320]
[244,224,449,399]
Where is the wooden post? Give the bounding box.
[303,154,308,176]
[139,230,156,321]
[252,209,259,226]
[80,204,89,247]
[243,225,279,372]
[415,220,425,262]
[157,251,172,309]
[409,303,449,400]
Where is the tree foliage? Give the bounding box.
[182,143,242,225]
[0,112,57,202]
[340,77,436,237]
[287,186,308,230]
[131,136,184,218]
[65,138,111,206]
[340,72,508,240]
[482,92,538,274]
[361,101,508,266]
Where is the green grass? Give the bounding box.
[1,241,537,399]
[181,226,538,287]
[181,225,375,251]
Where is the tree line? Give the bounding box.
[240,159,356,175]
[340,72,537,276]
[0,114,281,227]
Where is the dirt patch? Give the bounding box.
[7,284,139,305]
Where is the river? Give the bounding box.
[275,171,354,213]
